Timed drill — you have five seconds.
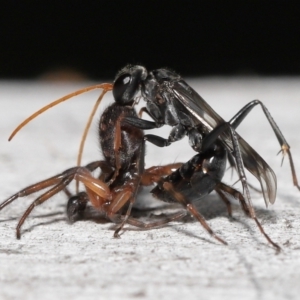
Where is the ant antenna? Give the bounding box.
[75,88,110,192]
[8,83,113,193]
[8,83,113,141]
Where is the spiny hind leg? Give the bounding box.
[160,182,227,245]
[216,182,281,251]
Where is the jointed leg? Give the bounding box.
[0,175,65,211]
[108,185,139,237]
[215,189,233,218]
[125,211,188,229]
[217,182,281,251]
[1,165,111,239]
[229,100,300,190]
[162,182,227,245]
[141,163,183,186]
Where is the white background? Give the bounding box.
[0,78,300,300]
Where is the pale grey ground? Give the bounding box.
[0,78,300,300]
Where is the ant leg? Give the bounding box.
[0,174,68,211]
[103,114,126,186]
[217,182,281,251]
[84,160,115,182]
[141,163,183,186]
[64,161,113,220]
[15,175,75,239]
[124,211,188,229]
[162,182,227,245]
[106,186,138,237]
[229,100,300,190]
[4,167,111,239]
[0,161,109,212]
[109,139,146,237]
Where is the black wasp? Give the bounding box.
[115,65,299,250]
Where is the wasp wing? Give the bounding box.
[170,79,277,206]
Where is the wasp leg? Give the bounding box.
[160,182,227,245]
[215,188,233,218]
[216,182,281,252]
[229,100,300,191]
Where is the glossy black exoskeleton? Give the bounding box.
[121,65,299,205]
[116,64,300,250]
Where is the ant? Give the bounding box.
[0,69,182,239]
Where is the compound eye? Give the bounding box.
[113,65,147,105]
[113,73,133,104]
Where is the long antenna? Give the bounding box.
[9,83,113,141]
[75,89,110,192]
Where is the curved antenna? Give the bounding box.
[8,83,113,141]
[76,88,110,192]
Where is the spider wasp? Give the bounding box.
[120,65,300,251]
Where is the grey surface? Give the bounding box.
[0,78,300,300]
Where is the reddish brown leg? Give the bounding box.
[112,162,184,236]
[125,211,188,229]
[15,176,74,239]
[141,163,183,186]
[1,166,111,239]
[162,182,227,245]
[109,191,134,237]
[108,165,144,237]
[0,175,65,211]
[217,182,281,252]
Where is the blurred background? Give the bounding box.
[1,1,300,81]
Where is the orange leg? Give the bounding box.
[141,163,183,186]
[125,211,188,229]
[0,165,111,239]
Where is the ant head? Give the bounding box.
[113,65,147,105]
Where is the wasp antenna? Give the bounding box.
[75,89,110,193]
[8,83,113,141]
